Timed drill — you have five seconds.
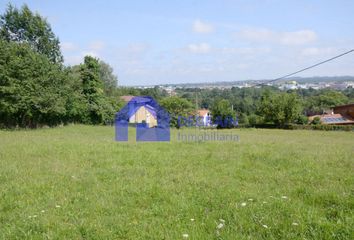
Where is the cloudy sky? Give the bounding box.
[2,0,354,85]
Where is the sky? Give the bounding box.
[1,0,354,86]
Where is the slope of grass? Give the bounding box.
[0,125,353,239]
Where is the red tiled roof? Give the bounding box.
[197,109,210,117]
[120,95,135,102]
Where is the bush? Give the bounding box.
[286,124,353,131]
[311,116,321,125]
[296,115,309,125]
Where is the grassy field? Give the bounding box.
[0,125,353,239]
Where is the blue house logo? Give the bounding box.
[115,96,170,141]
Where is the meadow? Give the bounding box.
[0,125,353,239]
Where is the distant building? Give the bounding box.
[164,86,176,96]
[346,82,354,88]
[329,83,348,90]
[197,109,211,126]
[279,80,298,90]
[120,95,135,102]
[334,103,354,119]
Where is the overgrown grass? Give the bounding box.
[0,125,353,239]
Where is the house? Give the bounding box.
[120,96,157,127]
[334,103,354,119]
[197,109,211,126]
[309,103,354,125]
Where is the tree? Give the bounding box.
[140,86,168,101]
[305,90,348,115]
[259,92,303,126]
[211,99,235,128]
[99,60,118,95]
[80,56,112,124]
[0,4,63,64]
[64,66,90,123]
[311,116,321,125]
[160,96,194,128]
[0,40,68,127]
[0,5,121,128]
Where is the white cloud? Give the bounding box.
[126,43,150,54]
[64,51,99,65]
[89,41,105,51]
[219,47,271,55]
[193,19,214,34]
[114,43,150,66]
[238,28,274,42]
[280,30,317,45]
[235,63,249,69]
[81,51,99,58]
[237,28,317,45]
[60,42,76,51]
[62,41,105,65]
[63,55,82,65]
[187,43,211,53]
[300,47,335,56]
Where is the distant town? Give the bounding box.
[133,76,354,95]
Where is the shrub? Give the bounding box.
[311,116,321,125]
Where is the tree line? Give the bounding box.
[173,86,353,127]
[110,85,353,128]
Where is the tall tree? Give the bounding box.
[63,65,90,123]
[80,56,114,124]
[99,60,118,95]
[0,4,63,64]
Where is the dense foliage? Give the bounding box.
[80,56,115,124]
[160,96,194,128]
[0,40,119,128]
[99,60,118,96]
[0,5,119,128]
[0,4,63,64]
[210,99,235,128]
[0,40,68,127]
[259,92,302,126]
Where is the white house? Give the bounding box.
[197,109,211,126]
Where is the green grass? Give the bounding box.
[0,125,353,239]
